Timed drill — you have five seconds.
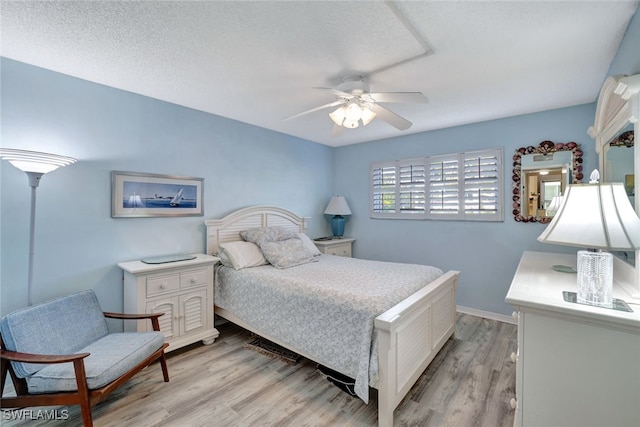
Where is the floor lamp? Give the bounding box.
[0,148,77,306]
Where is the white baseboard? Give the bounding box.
[456,305,515,324]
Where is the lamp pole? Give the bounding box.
[26,172,44,306]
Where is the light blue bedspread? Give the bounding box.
[216,254,443,402]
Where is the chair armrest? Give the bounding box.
[103,312,164,321]
[103,311,165,332]
[1,349,90,364]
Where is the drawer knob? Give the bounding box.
[510,398,517,409]
[510,352,517,363]
[190,278,197,284]
[160,283,166,289]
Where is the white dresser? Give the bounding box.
[118,254,220,352]
[506,251,640,427]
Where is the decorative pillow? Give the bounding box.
[260,238,318,269]
[217,241,268,270]
[240,226,298,246]
[297,233,322,256]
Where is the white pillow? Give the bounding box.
[297,233,322,256]
[217,241,268,270]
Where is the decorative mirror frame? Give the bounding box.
[588,73,640,298]
[512,140,583,223]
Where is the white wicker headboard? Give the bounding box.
[205,205,310,255]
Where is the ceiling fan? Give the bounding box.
[284,76,428,136]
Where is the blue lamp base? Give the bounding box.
[331,215,345,238]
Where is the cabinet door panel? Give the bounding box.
[180,290,208,335]
[147,298,178,339]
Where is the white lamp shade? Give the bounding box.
[324,196,352,216]
[329,106,346,126]
[361,107,376,126]
[0,148,77,174]
[344,102,361,121]
[538,182,640,250]
[342,119,359,129]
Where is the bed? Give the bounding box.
[205,206,459,427]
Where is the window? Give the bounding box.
[370,148,503,221]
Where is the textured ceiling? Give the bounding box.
[1,1,638,147]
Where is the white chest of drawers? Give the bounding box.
[506,251,640,427]
[118,254,220,351]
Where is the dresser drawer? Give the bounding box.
[147,274,180,297]
[326,243,352,257]
[180,267,211,289]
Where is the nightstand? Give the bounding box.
[118,253,219,352]
[313,238,355,257]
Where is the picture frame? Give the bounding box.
[111,171,204,218]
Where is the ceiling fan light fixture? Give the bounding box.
[343,119,359,129]
[329,106,346,126]
[361,106,376,126]
[344,102,362,122]
[327,100,378,129]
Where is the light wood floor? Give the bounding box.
[1,313,517,427]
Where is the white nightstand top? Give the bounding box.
[312,237,355,247]
[118,253,219,274]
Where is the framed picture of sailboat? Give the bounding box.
[111,171,204,218]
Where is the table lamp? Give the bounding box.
[324,196,352,238]
[537,170,640,308]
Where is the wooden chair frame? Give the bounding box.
[1,311,170,427]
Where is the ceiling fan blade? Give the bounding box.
[368,103,413,130]
[312,87,354,99]
[283,100,346,121]
[331,124,344,138]
[366,92,428,103]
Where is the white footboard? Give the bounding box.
[374,270,459,427]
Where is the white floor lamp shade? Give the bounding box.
[0,148,77,306]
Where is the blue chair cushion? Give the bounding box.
[0,290,109,378]
[25,332,165,393]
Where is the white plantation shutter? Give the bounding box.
[398,158,426,217]
[371,162,397,217]
[370,148,503,222]
[427,154,460,219]
[463,149,503,220]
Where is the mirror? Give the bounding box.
[603,125,635,265]
[589,73,640,296]
[512,140,583,223]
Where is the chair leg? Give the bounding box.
[1,358,7,397]
[159,353,169,382]
[72,360,93,427]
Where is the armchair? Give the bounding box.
[0,290,169,426]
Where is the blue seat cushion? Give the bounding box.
[25,332,165,393]
[0,290,109,378]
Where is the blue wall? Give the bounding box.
[334,105,596,316]
[0,58,334,316]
